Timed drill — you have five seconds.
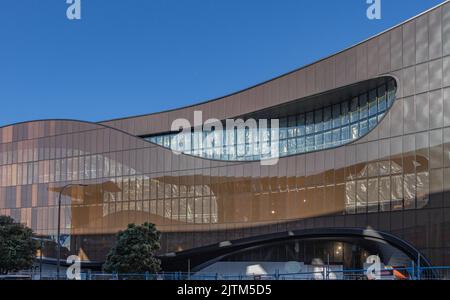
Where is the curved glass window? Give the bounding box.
[145,80,396,161]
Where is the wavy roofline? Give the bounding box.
[143,76,398,163]
[98,0,449,124]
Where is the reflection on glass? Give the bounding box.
[146,81,396,161]
[315,109,323,133]
[350,97,359,123]
[359,94,368,120]
[324,106,332,131]
[351,124,359,140]
[369,90,378,116]
[333,104,341,128]
[324,131,332,148]
[306,112,314,135]
[297,114,305,136]
[359,120,368,136]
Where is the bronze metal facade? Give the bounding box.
[1,2,450,265]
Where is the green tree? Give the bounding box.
[0,215,37,274]
[103,222,161,274]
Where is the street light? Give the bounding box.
[56,183,87,280]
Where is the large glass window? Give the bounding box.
[306,135,315,152]
[315,133,324,150]
[296,137,305,153]
[288,116,296,138]
[279,118,287,140]
[297,114,305,136]
[323,106,332,131]
[368,90,377,117]
[350,97,359,123]
[314,109,323,133]
[359,94,368,120]
[359,119,368,137]
[351,123,359,140]
[341,101,349,125]
[306,112,314,135]
[146,80,396,161]
[324,131,332,148]
[369,116,377,130]
[332,129,341,146]
[378,85,387,112]
[332,104,341,128]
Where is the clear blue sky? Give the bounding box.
[0,0,446,126]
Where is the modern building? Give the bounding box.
[1,1,450,274]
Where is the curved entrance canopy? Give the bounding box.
[161,227,433,274]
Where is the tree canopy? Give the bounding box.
[0,215,37,274]
[103,222,161,274]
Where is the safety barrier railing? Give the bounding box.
[5,266,450,280]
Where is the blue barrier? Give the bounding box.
[9,266,450,280]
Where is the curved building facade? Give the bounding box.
[1,2,450,271]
